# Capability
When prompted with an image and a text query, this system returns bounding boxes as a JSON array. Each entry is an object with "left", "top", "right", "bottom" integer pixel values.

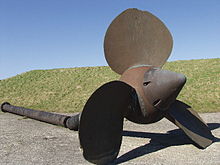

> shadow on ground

[{"left": 113, "top": 123, "right": 220, "bottom": 164}]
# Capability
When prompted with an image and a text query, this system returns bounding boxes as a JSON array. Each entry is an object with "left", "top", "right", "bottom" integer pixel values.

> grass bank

[{"left": 0, "top": 58, "right": 219, "bottom": 113}]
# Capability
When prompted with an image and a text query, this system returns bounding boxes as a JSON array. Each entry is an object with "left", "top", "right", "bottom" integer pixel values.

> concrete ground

[{"left": 0, "top": 112, "right": 219, "bottom": 165}]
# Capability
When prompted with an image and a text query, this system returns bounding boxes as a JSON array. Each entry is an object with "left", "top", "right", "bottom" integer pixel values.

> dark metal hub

[{"left": 143, "top": 68, "right": 186, "bottom": 111}]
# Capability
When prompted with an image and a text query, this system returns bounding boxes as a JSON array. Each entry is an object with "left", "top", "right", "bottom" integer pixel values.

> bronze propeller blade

[
  {"left": 104, "top": 8, "right": 173, "bottom": 75},
  {"left": 79, "top": 81, "right": 136, "bottom": 164},
  {"left": 165, "top": 100, "right": 214, "bottom": 149}
]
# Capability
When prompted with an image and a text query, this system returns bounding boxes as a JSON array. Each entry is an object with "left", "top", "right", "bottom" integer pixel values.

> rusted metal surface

[
  {"left": 143, "top": 68, "right": 186, "bottom": 110},
  {"left": 1, "top": 102, "right": 69, "bottom": 127},
  {"left": 120, "top": 66, "right": 187, "bottom": 124},
  {"left": 119, "top": 65, "right": 214, "bottom": 149},
  {"left": 66, "top": 113, "right": 80, "bottom": 131},
  {"left": 165, "top": 100, "right": 214, "bottom": 148},
  {"left": 1, "top": 102, "right": 80, "bottom": 130},
  {"left": 79, "top": 81, "right": 134, "bottom": 164},
  {"left": 120, "top": 66, "right": 165, "bottom": 124},
  {"left": 104, "top": 8, "right": 173, "bottom": 75}
]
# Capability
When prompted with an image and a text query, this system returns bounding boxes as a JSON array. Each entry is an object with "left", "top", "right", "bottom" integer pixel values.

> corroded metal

[
  {"left": 104, "top": 8, "right": 173, "bottom": 75},
  {"left": 79, "top": 81, "right": 135, "bottom": 164},
  {"left": 165, "top": 100, "right": 214, "bottom": 149},
  {"left": 119, "top": 66, "right": 187, "bottom": 124},
  {"left": 1, "top": 102, "right": 80, "bottom": 131},
  {"left": 120, "top": 66, "right": 164, "bottom": 124},
  {"left": 79, "top": 8, "right": 214, "bottom": 164},
  {"left": 142, "top": 68, "right": 186, "bottom": 110},
  {"left": 66, "top": 113, "right": 80, "bottom": 131}
]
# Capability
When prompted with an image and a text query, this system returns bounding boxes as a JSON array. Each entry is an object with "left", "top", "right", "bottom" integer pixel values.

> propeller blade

[
  {"left": 104, "top": 8, "right": 173, "bottom": 75},
  {"left": 79, "top": 81, "right": 135, "bottom": 164},
  {"left": 165, "top": 100, "right": 214, "bottom": 149}
]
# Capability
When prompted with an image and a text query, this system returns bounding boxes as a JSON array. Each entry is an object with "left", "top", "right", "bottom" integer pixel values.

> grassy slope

[{"left": 0, "top": 58, "right": 219, "bottom": 113}]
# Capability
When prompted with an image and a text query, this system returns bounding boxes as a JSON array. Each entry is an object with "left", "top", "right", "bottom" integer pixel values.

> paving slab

[{"left": 0, "top": 112, "right": 219, "bottom": 165}]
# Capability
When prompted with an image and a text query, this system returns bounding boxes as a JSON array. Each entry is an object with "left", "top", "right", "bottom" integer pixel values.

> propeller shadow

[{"left": 113, "top": 123, "right": 220, "bottom": 164}]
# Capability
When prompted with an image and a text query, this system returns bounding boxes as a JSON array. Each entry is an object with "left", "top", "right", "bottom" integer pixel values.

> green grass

[{"left": 0, "top": 58, "right": 219, "bottom": 113}]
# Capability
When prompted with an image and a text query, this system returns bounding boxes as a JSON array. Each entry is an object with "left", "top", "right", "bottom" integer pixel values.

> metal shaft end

[{"left": 1, "top": 102, "right": 11, "bottom": 112}]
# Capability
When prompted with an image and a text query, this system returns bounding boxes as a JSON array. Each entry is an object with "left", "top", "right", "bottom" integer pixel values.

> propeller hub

[
  {"left": 120, "top": 66, "right": 186, "bottom": 123},
  {"left": 120, "top": 66, "right": 164, "bottom": 123},
  {"left": 143, "top": 68, "right": 186, "bottom": 110}
]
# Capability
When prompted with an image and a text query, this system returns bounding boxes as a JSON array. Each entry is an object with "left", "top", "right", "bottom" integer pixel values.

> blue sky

[{"left": 0, "top": 0, "right": 219, "bottom": 79}]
